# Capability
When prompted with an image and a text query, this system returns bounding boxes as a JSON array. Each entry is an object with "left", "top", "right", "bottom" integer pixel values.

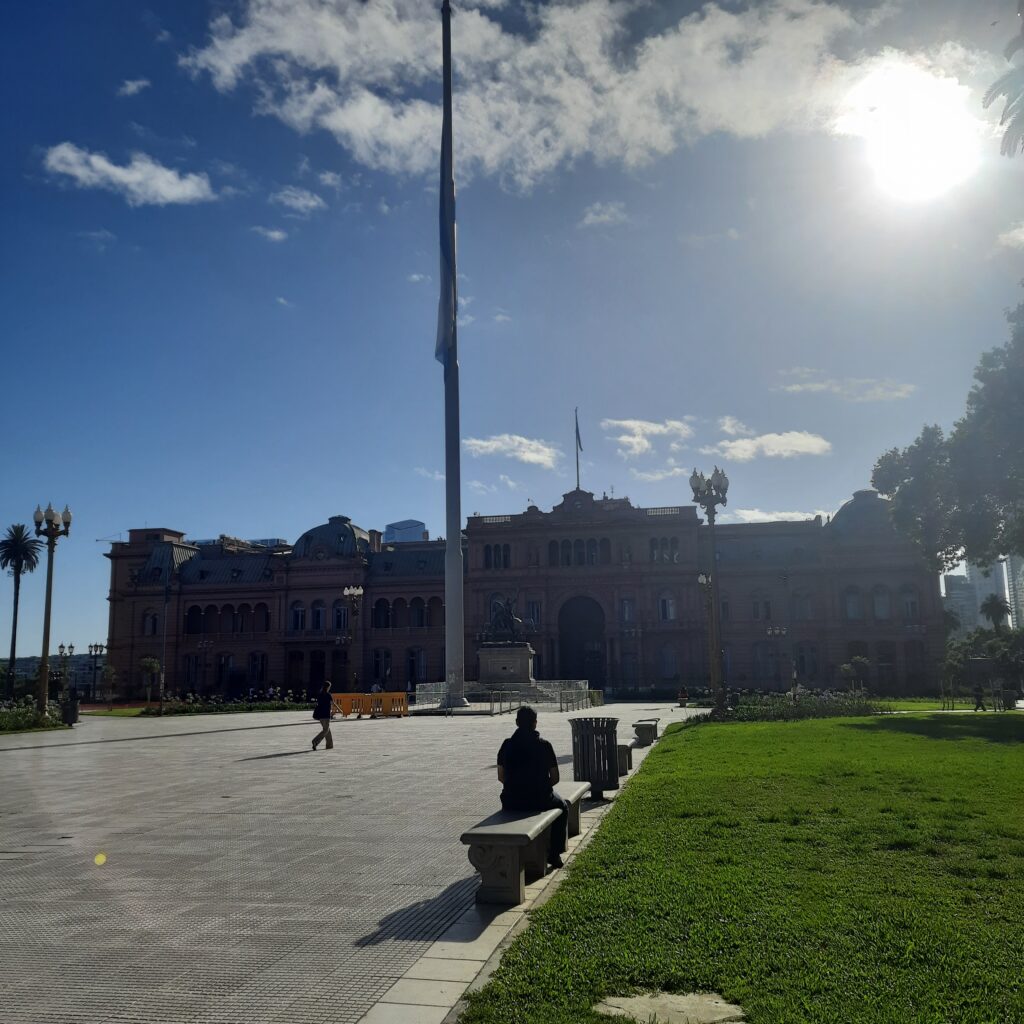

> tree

[
  {"left": 139, "top": 657, "right": 160, "bottom": 704},
  {"left": 984, "top": 1, "right": 1024, "bottom": 156},
  {"left": 0, "top": 524, "right": 44, "bottom": 699},
  {"left": 980, "top": 593, "right": 1011, "bottom": 632},
  {"left": 101, "top": 663, "right": 118, "bottom": 709},
  {"left": 850, "top": 656, "right": 872, "bottom": 692},
  {"left": 872, "top": 301, "right": 1024, "bottom": 569}
]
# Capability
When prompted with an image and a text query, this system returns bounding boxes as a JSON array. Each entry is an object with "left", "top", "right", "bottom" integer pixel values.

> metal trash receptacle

[{"left": 570, "top": 716, "right": 620, "bottom": 799}]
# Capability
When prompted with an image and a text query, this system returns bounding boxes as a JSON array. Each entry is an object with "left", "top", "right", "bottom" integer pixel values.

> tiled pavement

[{"left": 0, "top": 702, "right": 701, "bottom": 1023}]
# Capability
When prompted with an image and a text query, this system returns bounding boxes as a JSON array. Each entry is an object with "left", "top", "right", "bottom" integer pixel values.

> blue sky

[{"left": 2, "top": 0, "right": 1022, "bottom": 656}]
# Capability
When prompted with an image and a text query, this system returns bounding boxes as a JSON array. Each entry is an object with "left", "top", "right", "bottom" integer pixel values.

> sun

[{"left": 836, "top": 61, "right": 982, "bottom": 202}]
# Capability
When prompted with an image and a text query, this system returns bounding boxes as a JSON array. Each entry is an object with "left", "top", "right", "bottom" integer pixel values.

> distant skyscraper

[
  {"left": 384, "top": 519, "right": 428, "bottom": 544},
  {"left": 965, "top": 560, "right": 1007, "bottom": 620},
  {"left": 942, "top": 575, "right": 978, "bottom": 636},
  {"left": 1006, "top": 554, "right": 1024, "bottom": 630}
]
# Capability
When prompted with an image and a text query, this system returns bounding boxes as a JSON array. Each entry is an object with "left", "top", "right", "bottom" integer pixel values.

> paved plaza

[{"left": 0, "top": 702, "right": 699, "bottom": 1024}]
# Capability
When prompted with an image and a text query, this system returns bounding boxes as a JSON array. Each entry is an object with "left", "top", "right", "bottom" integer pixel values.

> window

[
  {"left": 844, "top": 588, "right": 863, "bottom": 620},
  {"left": 373, "top": 648, "right": 392, "bottom": 682},
  {"left": 573, "top": 539, "right": 585, "bottom": 566},
  {"left": 792, "top": 592, "right": 812, "bottom": 621},
  {"left": 586, "top": 539, "right": 598, "bottom": 565},
  {"left": 407, "top": 647, "right": 427, "bottom": 684},
  {"left": 141, "top": 610, "right": 158, "bottom": 636},
  {"left": 901, "top": 586, "right": 920, "bottom": 622},
  {"left": 290, "top": 602, "right": 306, "bottom": 631},
  {"left": 248, "top": 652, "right": 267, "bottom": 684},
  {"left": 183, "top": 654, "right": 200, "bottom": 686},
  {"left": 254, "top": 603, "right": 270, "bottom": 632},
  {"left": 311, "top": 601, "right": 325, "bottom": 631},
  {"left": 795, "top": 642, "right": 819, "bottom": 681},
  {"left": 561, "top": 539, "right": 572, "bottom": 566},
  {"left": 185, "top": 606, "right": 203, "bottom": 635},
  {"left": 372, "top": 599, "right": 391, "bottom": 629},
  {"left": 670, "top": 537, "right": 679, "bottom": 563},
  {"left": 599, "top": 538, "right": 611, "bottom": 564},
  {"left": 649, "top": 538, "right": 658, "bottom": 562},
  {"left": 621, "top": 598, "right": 636, "bottom": 623},
  {"left": 752, "top": 642, "right": 778, "bottom": 684},
  {"left": 410, "top": 597, "right": 426, "bottom": 628},
  {"left": 333, "top": 601, "right": 349, "bottom": 631},
  {"left": 872, "top": 587, "right": 891, "bottom": 620},
  {"left": 659, "top": 593, "right": 676, "bottom": 622},
  {"left": 484, "top": 545, "right": 493, "bottom": 569},
  {"left": 548, "top": 540, "right": 559, "bottom": 566},
  {"left": 526, "top": 600, "right": 542, "bottom": 628}
]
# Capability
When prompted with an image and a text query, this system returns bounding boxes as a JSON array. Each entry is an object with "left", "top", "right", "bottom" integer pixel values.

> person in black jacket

[
  {"left": 311, "top": 681, "right": 335, "bottom": 750},
  {"left": 497, "top": 706, "right": 569, "bottom": 869}
]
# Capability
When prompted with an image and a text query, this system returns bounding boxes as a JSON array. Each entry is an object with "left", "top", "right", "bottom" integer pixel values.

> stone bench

[
  {"left": 617, "top": 742, "right": 638, "bottom": 775},
  {"left": 460, "top": 782, "right": 591, "bottom": 905},
  {"left": 632, "top": 719, "right": 660, "bottom": 746}
]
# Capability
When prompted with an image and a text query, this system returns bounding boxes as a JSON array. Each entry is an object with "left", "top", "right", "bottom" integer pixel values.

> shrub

[
  {"left": 139, "top": 699, "right": 313, "bottom": 717},
  {"left": 0, "top": 697, "right": 66, "bottom": 732},
  {"left": 726, "top": 691, "right": 881, "bottom": 722}
]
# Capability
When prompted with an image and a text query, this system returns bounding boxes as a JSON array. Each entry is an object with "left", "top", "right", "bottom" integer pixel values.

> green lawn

[
  {"left": 878, "top": 697, "right": 977, "bottom": 712},
  {"left": 81, "top": 707, "right": 145, "bottom": 717},
  {"left": 462, "top": 715, "right": 1024, "bottom": 1024}
]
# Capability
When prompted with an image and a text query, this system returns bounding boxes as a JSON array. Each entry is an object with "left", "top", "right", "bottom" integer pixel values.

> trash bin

[
  {"left": 570, "top": 716, "right": 620, "bottom": 799},
  {"left": 60, "top": 695, "right": 79, "bottom": 727}
]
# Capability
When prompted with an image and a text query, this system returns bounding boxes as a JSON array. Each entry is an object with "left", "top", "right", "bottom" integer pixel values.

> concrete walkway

[{"left": 0, "top": 701, "right": 700, "bottom": 1024}]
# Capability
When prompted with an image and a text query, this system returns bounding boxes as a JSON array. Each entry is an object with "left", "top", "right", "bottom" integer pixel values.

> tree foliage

[
  {"left": 872, "top": 301, "right": 1024, "bottom": 569},
  {"left": 1, "top": 524, "right": 44, "bottom": 698},
  {"left": 984, "top": 1, "right": 1024, "bottom": 155}
]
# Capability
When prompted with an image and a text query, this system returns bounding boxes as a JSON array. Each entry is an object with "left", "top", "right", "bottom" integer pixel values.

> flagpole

[
  {"left": 439, "top": 0, "right": 467, "bottom": 707},
  {"left": 575, "top": 409, "right": 580, "bottom": 490}
]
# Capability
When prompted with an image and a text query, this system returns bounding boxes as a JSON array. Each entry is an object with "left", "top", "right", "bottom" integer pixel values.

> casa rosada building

[{"left": 105, "top": 488, "right": 943, "bottom": 697}]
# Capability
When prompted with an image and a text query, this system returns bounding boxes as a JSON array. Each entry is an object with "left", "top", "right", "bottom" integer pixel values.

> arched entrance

[{"left": 558, "top": 597, "right": 606, "bottom": 686}]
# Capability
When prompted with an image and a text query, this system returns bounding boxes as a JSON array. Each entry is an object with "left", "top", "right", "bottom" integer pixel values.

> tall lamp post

[
  {"left": 57, "top": 642, "right": 75, "bottom": 694},
  {"left": 89, "top": 643, "right": 105, "bottom": 703},
  {"left": 197, "top": 639, "right": 214, "bottom": 694},
  {"left": 765, "top": 625, "right": 790, "bottom": 691},
  {"left": 34, "top": 503, "right": 72, "bottom": 714},
  {"left": 342, "top": 585, "right": 364, "bottom": 690},
  {"left": 691, "top": 468, "right": 728, "bottom": 712}
]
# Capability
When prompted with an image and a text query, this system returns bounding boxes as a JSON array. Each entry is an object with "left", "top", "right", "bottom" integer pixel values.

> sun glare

[{"left": 836, "top": 61, "right": 982, "bottom": 203}]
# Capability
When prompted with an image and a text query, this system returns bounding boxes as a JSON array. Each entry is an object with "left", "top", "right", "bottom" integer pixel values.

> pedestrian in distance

[
  {"left": 973, "top": 683, "right": 986, "bottom": 712},
  {"left": 311, "top": 680, "right": 335, "bottom": 750},
  {"left": 496, "top": 705, "right": 569, "bottom": 870}
]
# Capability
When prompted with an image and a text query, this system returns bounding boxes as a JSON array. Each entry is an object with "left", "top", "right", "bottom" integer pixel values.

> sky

[{"left": 2, "top": 0, "right": 1022, "bottom": 657}]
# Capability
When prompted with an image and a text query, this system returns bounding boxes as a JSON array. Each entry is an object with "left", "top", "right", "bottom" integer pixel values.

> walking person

[
  {"left": 972, "top": 683, "right": 986, "bottom": 712},
  {"left": 496, "top": 706, "right": 569, "bottom": 869},
  {"left": 311, "top": 680, "right": 335, "bottom": 750}
]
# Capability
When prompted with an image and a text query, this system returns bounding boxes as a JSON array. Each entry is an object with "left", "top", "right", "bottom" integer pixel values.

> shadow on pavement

[
  {"left": 355, "top": 877, "right": 479, "bottom": 946},
  {"left": 236, "top": 750, "right": 313, "bottom": 761},
  {"left": 841, "top": 714, "right": 1023, "bottom": 744}
]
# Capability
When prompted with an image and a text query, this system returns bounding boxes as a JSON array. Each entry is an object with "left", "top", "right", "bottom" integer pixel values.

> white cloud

[
  {"left": 463, "top": 434, "right": 562, "bottom": 470},
  {"left": 718, "top": 416, "right": 754, "bottom": 437},
  {"left": 499, "top": 474, "right": 518, "bottom": 489},
  {"left": 493, "top": 307, "right": 512, "bottom": 323},
  {"left": 600, "top": 418, "right": 694, "bottom": 458},
  {"left": 275, "top": 296, "right": 292, "bottom": 307},
  {"left": 407, "top": 272, "right": 429, "bottom": 283},
  {"left": 415, "top": 467, "right": 445, "bottom": 482},
  {"left": 319, "top": 170, "right": 343, "bottom": 188},
  {"left": 579, "top": 201, "right": 628, "bottom": 228},
  {"left": 699, "top": 431, "right": 832, "bottom": 462},
  {"left": 681, "top": 227, "right": 741, "bottom": 248},
  {"left": 43, "top": 143, "right": 216, "bottom": 206},
  {"left": 997, "top": 223, "right": 1024, "bottom": 249},
  {"left": 630, "top": 466, "right": 688, "bottom": 483},
  {"left": 469, "top": 479, "right": 498, "bottom": 495},
  {"left": 180, "top": 0, "right": 941, "bottom": 191},
  {"left": 727, "top": 507, "right": 830, "bottom": 524},
  {"left": 251, "top": 225, "right": 288, "bottom": 242},
  {"left": 117, "top": 78, "right": 151, "bottom": 97},
  {"left": 776, "top": 367, "right": 916, "bottom": 402},
  {"left": 269, "top": 185, "right": 326, "bottom": 214},
  {"left": 77, "top": 229, "right": 116, "bottom": 252}
]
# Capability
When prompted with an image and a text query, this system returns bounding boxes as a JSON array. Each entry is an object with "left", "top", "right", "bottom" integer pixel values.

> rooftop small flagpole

[
  {"left": 436, "top": 0, "right": 467, "bottom": 708},
  {"left": 574, "top": 407, "right": 582, "bottom": 491}
]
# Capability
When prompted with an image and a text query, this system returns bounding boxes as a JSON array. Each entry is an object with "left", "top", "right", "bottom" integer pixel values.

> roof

[
  {"left": 367, "top": 544, "right": 447, "bottom": 579},
  {"left": 291, "top": 515, "right": 369, "bottom": 561},
  {"left": 178, "top": 552, "right": 276, "bottom": 586}
]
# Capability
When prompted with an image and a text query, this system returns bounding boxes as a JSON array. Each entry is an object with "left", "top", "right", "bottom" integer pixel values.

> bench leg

[
  {"left": 523, "top": 832, "right": 548, "bottom": 881},
  {"left": 468, "top": 844, "right": 525, "bottom": 905},
  {"left": 566, "top": 799, "right": 582, "bottom": 838},
  {"left": 616, "top": 745, "right": 629, "bottom": 777}
]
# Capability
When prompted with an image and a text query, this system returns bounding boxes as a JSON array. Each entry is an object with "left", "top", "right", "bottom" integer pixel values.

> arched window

[
  {"left": 872, "top": 586, "right": 891, "bottom": 620},
  {"left": 237, "top": 604, "right": 252, "bottom": 634},
  {"left": 795, "top": 642, "right": 819, "bottom": 681},
  {"left": 649, "top": 538, "right": 658, "bottom": 562},
  {"left": 660, "top": 537, "right": 669, "bottom": 562},
  {"left": 392, "top": 598, "right": 408, "bottom": 629},
  {"left": 561, "top": 540, "right": 572, "bottom": 566},
  {"left": 900, "top": 585, "right": 920, "bottom": 622},
  {"left": 659, "top": 643, "right": 678, "bottom": 679},
  {"left": 220, "top": 605, "right": 235, "bottom": 635},
  {"left": 311, "top": 600, "right": 326, "bottom": 631},
  {"left": 599, "top": 538, "right": 611, "bottom": 565},
  {"left": 372, "top": 599, "right": 391, "bottom": 629},
  {"left": 573, "top": 539, "right": 585, "bottom": 566},
  {"left": 843, "top": 588, "right": 863, "bottom": 621},
  {"left": 484, "top": 545, "right": 493, "bottom": 569},
  {"left": 410, "top": 597, "right": 426, "bottom": 628},
  {"left": 254, "top": 603, "right": 270, "bottom": 632},
  {"left": 427, "top": 596, "right": 444, "bottom": 628},
  {"left": 659, "top": 592, "right": 677, "bottom": 622},
  {"left": 670, "top": 537, "right": 679, "bottom": 563},
  {"left": 586, "top": 539, "right": 598, "bottom": 565},
  {"left": 548, "top": 540, "right": 559, "bottom": 566},
  {"left": 502, "top": 544, "right": 511, "bottom": 569},
  {"left": 290, "top": 602, "right": 306, "bottom": 632},
  {"left": 333, "top": 600, "right": 349, "bottom": 631},
  {"left": 185, "top": 605, "right": 203, "bottom": 635},
  {"left": 204, "top": 605, "right": 218, "bottom": 635},
  {"left": 141, "top": 609, "right": 158, "bottom": 636}
]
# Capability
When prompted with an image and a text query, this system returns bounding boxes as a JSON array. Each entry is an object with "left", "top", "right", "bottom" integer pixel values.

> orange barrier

[{"left": 331, "top": 692, "right": 408, "bottom": 718}]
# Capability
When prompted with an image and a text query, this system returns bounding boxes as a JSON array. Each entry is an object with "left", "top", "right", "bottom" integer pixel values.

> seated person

[{"left": 497, "top": 706, "right": 569, "bottom": 869}]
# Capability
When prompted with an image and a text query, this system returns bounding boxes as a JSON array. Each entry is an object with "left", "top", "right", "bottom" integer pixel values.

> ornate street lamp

[
  {"left": 89, "top": 643, "right": 105, "bottom": 703},
  {"left": 342, "top": 586, "right": 364, "bottom": 690},
  {"left": 33, "top": 503, "right": 72, "bottom": 714},
  {"left": 691, "top": 469, "right": 728, "bottom": 711}
]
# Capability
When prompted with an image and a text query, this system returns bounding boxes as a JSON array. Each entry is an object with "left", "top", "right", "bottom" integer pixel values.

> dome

[
  {"left": 291, "top": 515, "right": 368, "bottom": 561},
  {"left": 828, "top": 489, "right": 894, "bottom": 537}
]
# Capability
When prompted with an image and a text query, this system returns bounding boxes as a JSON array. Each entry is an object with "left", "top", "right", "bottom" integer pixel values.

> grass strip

[{"left": 461, "top": 714, "right": 1024, "bottom": 1024}]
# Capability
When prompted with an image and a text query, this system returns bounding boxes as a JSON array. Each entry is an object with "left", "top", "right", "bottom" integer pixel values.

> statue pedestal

[{"left": 478, "top": 642, "right": 536, "bottom": 687}]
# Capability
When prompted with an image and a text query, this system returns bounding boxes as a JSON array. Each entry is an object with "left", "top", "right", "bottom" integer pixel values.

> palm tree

[
  {"left": 0, "top": 524, "right": 44, "bottom": 699},
  {"left": 984, "top": 2, "right": 1024, "bottom": 155},
  {"left": 980, "top": 593, "right": 1012, "bottom": 632}
]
